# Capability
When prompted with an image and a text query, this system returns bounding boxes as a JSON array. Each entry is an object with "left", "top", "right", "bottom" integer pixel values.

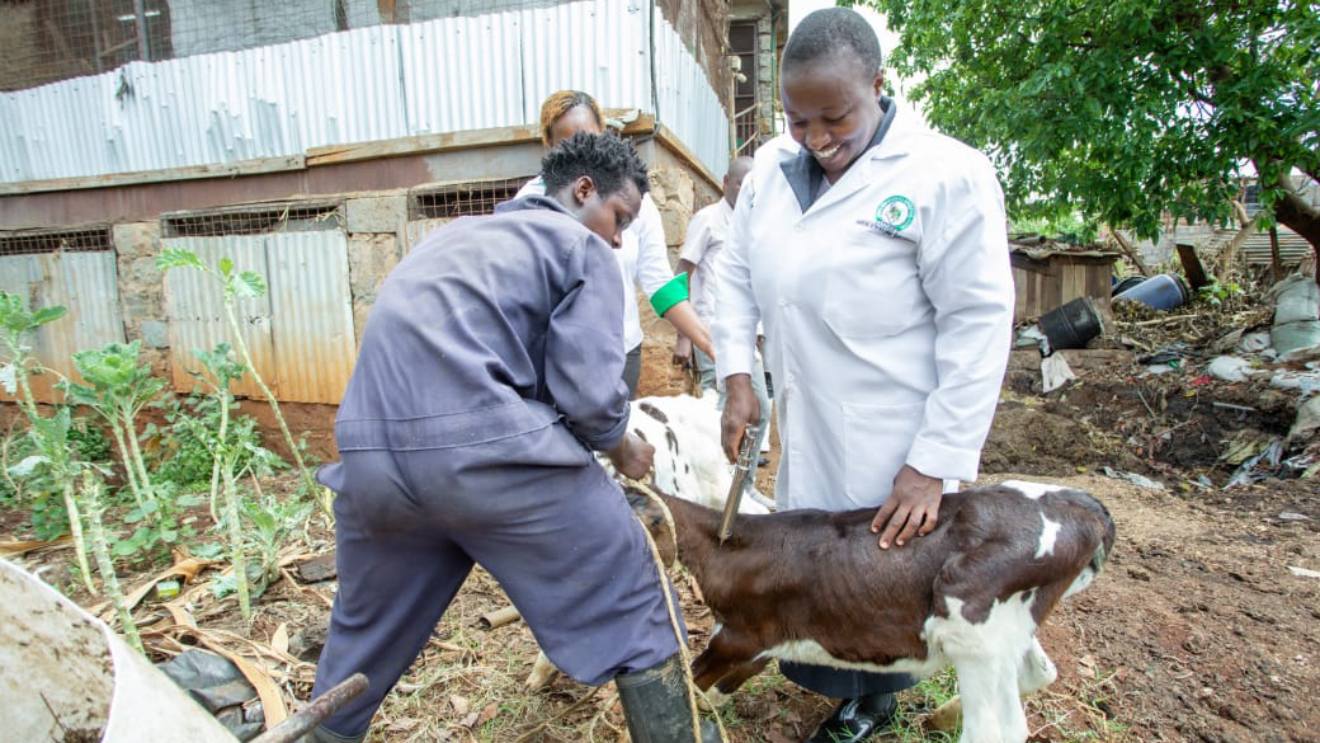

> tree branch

[{"left": 1268, "top": 168, "right": 1320, "bottom": 254}]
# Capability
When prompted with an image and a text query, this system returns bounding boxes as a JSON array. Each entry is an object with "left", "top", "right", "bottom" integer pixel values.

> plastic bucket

[
  {"left": 1114, "top": 273, "right": 1189, "bottom": 310},
  {"left": 1038, "top": 296, "right": 1105, "bottom": 351},
  {"left": 0, "top": 559, "right": 235, "bottom": 743},
  {"left": 1112, "top": 276, "right": 1146, "bottom": 296}
]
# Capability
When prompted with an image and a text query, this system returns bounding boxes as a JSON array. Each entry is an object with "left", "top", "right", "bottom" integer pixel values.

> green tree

[{"left": 851, "top": 0, "right": 1319, "bottom": 263}]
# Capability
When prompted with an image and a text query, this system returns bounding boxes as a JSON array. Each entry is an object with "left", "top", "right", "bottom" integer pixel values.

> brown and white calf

[
  {"left": 601, "top": 395, "right": 772, "bottom": 514},
  {"left": 625, "top": 479, "right": 1115, "bottom": 743}
]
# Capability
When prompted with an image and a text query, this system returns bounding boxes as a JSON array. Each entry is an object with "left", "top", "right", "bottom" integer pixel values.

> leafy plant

[
  {"left": 156, "top": 250, "right": 321, "bottom": 501},
  {"left": 0, "top": 292, "right": 95, "bottom": 592},
  {"left": 187, "top": 342, "right": 284, "bottom": 620},
  {"left": 60, "top": 341, "right": 195, "bottom": 563},
  {"left": 1197, "top": 280, "right": 1246, "bottom": 308},
  {"left": 242, "top": 491, "right": 311, "bottom": 597},
  {"left": 81, "top": 470, "right": 143, "bottom": 652}
]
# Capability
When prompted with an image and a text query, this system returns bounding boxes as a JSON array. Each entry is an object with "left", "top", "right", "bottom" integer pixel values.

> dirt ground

[{"left": 5, "top": 298, "right": 1319, "bottom": 742}]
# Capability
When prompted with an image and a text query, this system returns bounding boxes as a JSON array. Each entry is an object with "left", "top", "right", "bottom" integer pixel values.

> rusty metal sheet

[
  {"left": 265, "top": 231, "right": 356, "bottom": 404},
  {"left": 161, "top": 236, "right": 277, "bottom": 400},
  {"left": 161, "top": 231, "right": 355, "bottom": 405},
  {"left": 0, "top": 251, "right": 125, "bottom": 403}
]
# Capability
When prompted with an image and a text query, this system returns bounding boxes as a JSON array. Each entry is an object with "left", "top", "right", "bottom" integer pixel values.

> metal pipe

[{"left": 248, "top": 673, "right": 369, "bottom": 743}]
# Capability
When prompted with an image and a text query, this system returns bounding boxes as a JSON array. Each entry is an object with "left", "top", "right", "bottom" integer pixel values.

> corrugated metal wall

[
  {"left": 0, "top": 0, "right": 729, "bottom": 184},
  {"left": 0, "top": 251, "right": 125, "bottom": 403},
  {"left": 162, "top": 231, "right": 355, "bottom": 404}
]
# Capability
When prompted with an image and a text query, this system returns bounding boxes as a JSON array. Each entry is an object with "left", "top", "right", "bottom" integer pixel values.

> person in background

[
  {"left": 672, "top": 156, "right": 772, "bottom": 478},
  {"left": 305, "top": 133, "right": 720, "bottom": 743},
  {"left": 713, "top": 9, "right": 1015, "bottom": 742},
  {"left": 518, "top": 90, "right": 715, "bottom": 397}
]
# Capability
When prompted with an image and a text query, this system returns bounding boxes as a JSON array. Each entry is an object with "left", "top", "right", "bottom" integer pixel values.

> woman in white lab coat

[
  {"left": 517, "top": 90, "right": 714, "bottom": 396},
  {"left": 713, "top": 9, "right": 1015, "bottom": 742}
]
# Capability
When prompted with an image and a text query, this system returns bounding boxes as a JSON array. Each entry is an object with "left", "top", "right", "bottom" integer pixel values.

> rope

[{"left": 622, "top": 476, "right": 729, "bottom": 743}]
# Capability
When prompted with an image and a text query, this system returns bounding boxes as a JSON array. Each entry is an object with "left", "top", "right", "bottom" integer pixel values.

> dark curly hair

[
  {"left": 782, "top": 7, "right": 883, "bottom": 77},
  {"left": 541, "top": 132, "right": 650, "bottom": 200}
]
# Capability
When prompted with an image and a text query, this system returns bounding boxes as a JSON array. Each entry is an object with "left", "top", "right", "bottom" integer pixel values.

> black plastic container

[{"left": 1038, "top": 296, "right": 1104, "bottom": 351}]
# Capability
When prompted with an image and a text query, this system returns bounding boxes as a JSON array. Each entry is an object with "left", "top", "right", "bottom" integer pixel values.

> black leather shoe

[{"left": 803, "top": 693, "right": 898, "bottom": 743}]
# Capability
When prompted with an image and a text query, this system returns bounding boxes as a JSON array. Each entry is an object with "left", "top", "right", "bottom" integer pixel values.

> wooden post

[
  {"left": 87, "top": 0, "right": 104, "bottom": 73},
  {"left": 1176, "top": 243, "right": 1210, "bottom": 290},
  {"left": 1109, "top": 229, "right": 1151, "bottom": 277},
  {"left": 132, "top": 0, "right": 149, "bottom": 61},
  {"left": 1269, "top": 226, "right": 1283, "bottom": 282}
]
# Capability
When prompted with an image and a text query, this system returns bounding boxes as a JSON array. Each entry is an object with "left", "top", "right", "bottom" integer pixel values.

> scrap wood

[
  {"left": 0, "top": 535, "right": 70, "bottom": 557},
  {"left": 280, "top": 567, "right": 334, "bottom": 609},
  {"left": 271, "top": 622, "right": 290, "bottom": 656},
  {"left": 479, "top": 605, "right": 522, "bottom": 629}
]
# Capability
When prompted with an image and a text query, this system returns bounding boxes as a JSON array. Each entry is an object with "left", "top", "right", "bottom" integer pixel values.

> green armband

[{"left": 649, "top": 273, "right": 690, "bottom": 317}]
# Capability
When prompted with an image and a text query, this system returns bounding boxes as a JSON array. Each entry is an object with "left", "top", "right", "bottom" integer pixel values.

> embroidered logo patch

[{"left": 875, "top": 195, "right": 915, "bottom": 232}]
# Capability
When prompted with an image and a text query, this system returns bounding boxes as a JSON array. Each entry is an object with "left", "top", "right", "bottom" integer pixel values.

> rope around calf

[{"left": 622, "top": 475, "right": 730, "bottom": 743}]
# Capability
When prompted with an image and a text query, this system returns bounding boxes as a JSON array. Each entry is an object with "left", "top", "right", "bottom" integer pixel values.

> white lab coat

[
  {"left": 713, "top": 110, "right": 1014, "bottom": 512},
  {"left": 517, "top": 177, "right": 673, "bottom": 352}
]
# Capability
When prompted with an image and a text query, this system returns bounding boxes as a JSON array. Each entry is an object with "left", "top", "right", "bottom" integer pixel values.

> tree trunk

[{"left": 1267, "top": 171, "right": 1320, "bottom": 285}]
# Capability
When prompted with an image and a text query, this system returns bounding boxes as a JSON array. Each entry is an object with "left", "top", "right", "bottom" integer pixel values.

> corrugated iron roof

[{"left": 0, "top": 0, "right": 729, "bottom": 185}]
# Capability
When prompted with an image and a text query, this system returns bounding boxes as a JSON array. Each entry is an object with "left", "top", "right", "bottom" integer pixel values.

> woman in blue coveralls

[{"left": 304, "top": 133, "right": 721, "bottom": 743}]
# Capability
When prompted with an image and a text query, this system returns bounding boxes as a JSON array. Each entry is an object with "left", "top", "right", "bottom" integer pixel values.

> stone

[
  {"left": 658, "top": 203, "right": 693, "bottom": 248},
  {"left": 111, "top": 222, "right": 160, "bottom": 260},
  {"left": 347, "top": 234, "right": 401, "bottom": 298},
  {"left": 345, "top": 194, "right": 407, "bottom": 234},
  {"left": 139, "top": 320, "right": 169, "bottom": 349}
]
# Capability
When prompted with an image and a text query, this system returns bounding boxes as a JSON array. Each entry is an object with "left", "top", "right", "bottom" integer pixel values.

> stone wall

[
  {"left": 344, "top": 193, "right": 407, "bottom": 347},
  {"left": 111, "top": 222, "right": 171, "bottom": 380}
]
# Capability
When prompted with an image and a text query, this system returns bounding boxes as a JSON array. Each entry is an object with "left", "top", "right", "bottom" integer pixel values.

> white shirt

[
  {"left": 678, "top": 198, "right": 734, "bottom": 325},
  {"left": 516, "top": 177, "right": 673, "bottom": 351},
  {"left": 712, "top": 110, "right": 1015, "bottom": 512}
]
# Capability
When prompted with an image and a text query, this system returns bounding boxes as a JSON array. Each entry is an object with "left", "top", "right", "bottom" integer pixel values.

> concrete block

[
  {"left": 139, "top": 320, "right": 170, "bottom": 349},
  {"left": 346, "top": 195, "right": 407, "bottom": 234},
  {"left": 659, "top": 203, "right": 693, "bottom": 249},
  {"left": 347, "top": 234, "right": 401, "bottom": 297},
  {"left": 111, "top": 222, "right": 160, "bottom": 260}
]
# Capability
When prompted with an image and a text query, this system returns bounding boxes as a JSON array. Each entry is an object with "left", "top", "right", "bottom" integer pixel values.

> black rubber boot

[
  {"left": 803, "top": 692, "right": 898, "bottom": 743},
  {"left": 298, "top": 725, "right": 366, "bottom": 743},
  {"left": 616, "top": 654, "right": 723, "bottom": 743}
]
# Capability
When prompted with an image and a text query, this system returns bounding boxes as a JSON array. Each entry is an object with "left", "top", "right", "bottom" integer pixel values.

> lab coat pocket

[{"left": 841, "top": 400, "right": 925, "bottom": 508}]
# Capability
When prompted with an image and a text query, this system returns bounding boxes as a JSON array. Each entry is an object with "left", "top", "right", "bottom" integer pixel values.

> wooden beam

[
  {"left": 0, "top": 155, "right": 306, "bottom": 196},
  {"left": 305, "top": 125, "right": 544, "bottom": 167},
  {"left": 653, "top": 123, "right": 721, "bottom": 191},
  {"left": 1109, "top": 229, "right": 1151, "bottom": 276},
  {"left": 305, "top": 115, "right": 659, "bottom": 168},
  {"left": 1269, "top": 226, "right": 1283, "bottom": 282}
]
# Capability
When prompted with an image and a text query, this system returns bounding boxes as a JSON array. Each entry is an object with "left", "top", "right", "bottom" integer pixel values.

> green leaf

[
  {"left": 231, "top": 271, "right": 267, "bottom": 299},
  {"left": 30, "top": 306, "right": 67, "bottom": 327},
  {"left": 218, "top": 257, "right": 234, "bottom": 278},
  {"left": 192, "top": 542, "right": 223, "bottom": 559},
  {"left": 156, "top": 248, "right": 207, "bottom": 273}
]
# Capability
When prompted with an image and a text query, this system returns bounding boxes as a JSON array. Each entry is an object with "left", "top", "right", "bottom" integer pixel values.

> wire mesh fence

[
  {"left": 411, "top": 178, "right": 531, "bottom": 220},
  {"left": 0, "top": 226, "right": 113, "bottom": 256},
  {"left": 161, "top": 202, "right": 343, "bottom": 238},
  {"left": 0, "top": 0, "right": 541, "bottom": 93}
]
